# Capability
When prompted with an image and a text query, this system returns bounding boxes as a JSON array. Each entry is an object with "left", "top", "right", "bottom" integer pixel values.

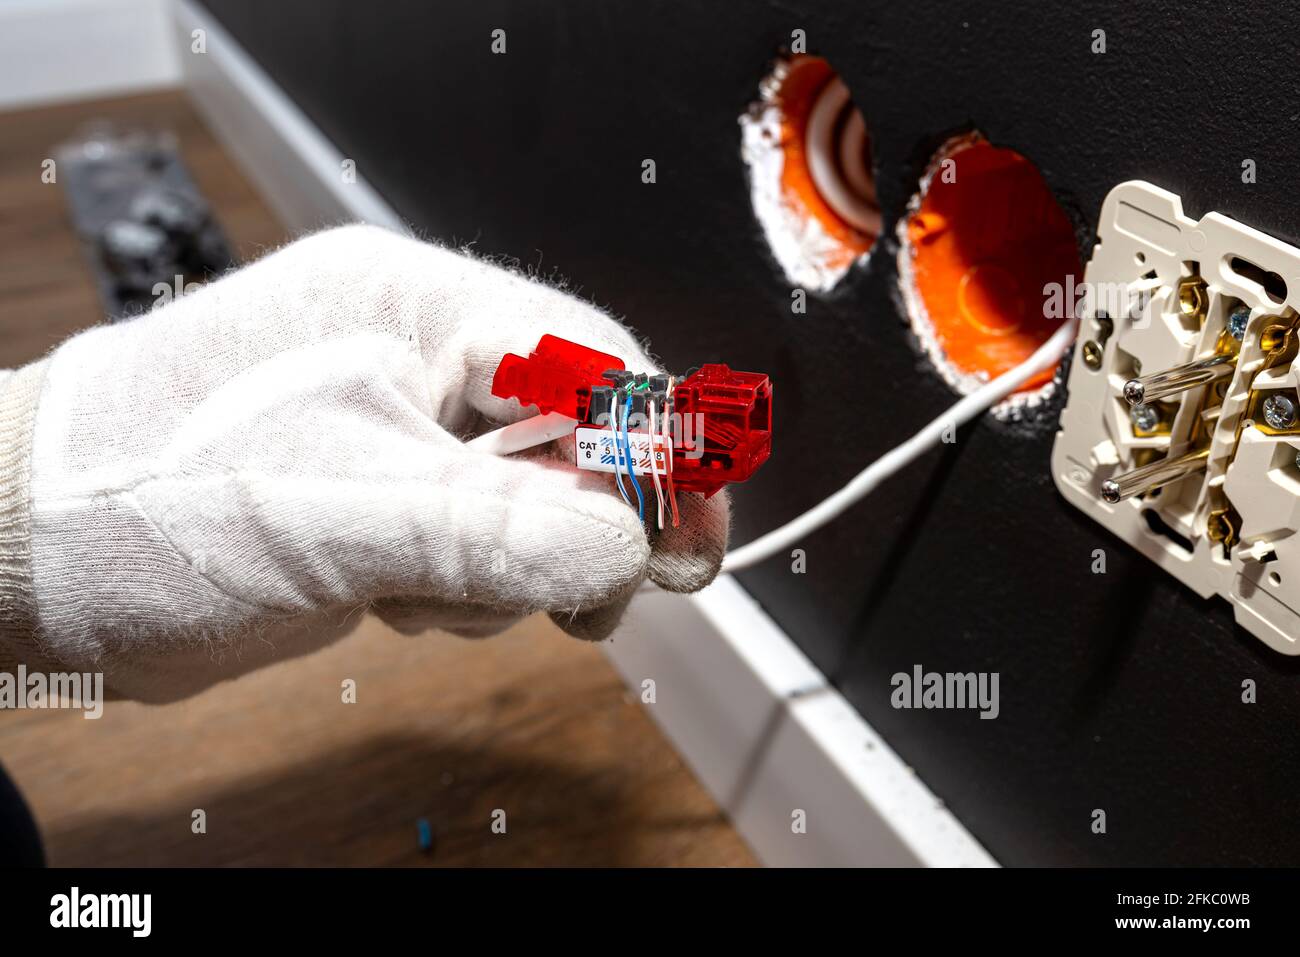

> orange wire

[
  {"left": 665, "top": 468, "right": 681, "bottom": 528},
  {"left": 663, "top": 404, "right": 681, "bottom": 528}
]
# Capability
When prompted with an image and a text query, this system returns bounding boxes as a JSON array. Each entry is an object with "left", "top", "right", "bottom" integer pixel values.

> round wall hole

[
  {"left": 741, "top": 54, "right": 880, "bottom": 292},
  {"left": 897, "top": 133, "right": 1082, "bottom": 415}
]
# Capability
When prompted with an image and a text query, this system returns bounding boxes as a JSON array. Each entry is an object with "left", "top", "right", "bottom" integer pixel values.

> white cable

[
  {"left": 466, "top": 410, "right": 577, "bottom": 455},
  {"left": 720, "top": 317, "right": 1079, "bottom": 574}
]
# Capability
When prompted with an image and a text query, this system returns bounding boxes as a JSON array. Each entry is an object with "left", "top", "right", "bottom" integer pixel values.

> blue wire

[
  {"left": 610, "top": 398, "right": 632, "bottom": 507},
  {"left": 621, "top": 393, "right": 645, "bottom": 523}
]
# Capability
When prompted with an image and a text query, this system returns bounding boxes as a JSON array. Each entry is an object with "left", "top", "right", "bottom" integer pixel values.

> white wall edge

[
  {"left": 166, "top": 0, "right": 997, "bottom": 867},
  {"left": 0, "top": 0, "right": 181, "bottom": 112}
]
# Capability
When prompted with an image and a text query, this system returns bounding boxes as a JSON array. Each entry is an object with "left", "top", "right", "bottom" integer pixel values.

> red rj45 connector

[
  {"left": 668, "top": 364, "right": 772, "bottom": 497},
  {"left": 490, "top": 334, "right": 625, "bottom": 420},
  {"left": 488, "top": 335, "right": 772, "bottom": 502}
]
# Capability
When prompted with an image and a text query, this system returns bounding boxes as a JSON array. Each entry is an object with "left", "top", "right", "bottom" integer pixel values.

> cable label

[{"left": 574, "top": 427, "right": 670, "bottom": 476}]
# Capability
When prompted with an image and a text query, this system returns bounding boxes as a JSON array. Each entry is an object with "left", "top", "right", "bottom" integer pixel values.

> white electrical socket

[{"left": 1052, "top": 180, "right": 1300, "bottom": 655}]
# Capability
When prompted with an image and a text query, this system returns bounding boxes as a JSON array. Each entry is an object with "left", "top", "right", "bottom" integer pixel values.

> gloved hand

[{"left": 0, "top": 225, "right": 728, "bottom": 702}]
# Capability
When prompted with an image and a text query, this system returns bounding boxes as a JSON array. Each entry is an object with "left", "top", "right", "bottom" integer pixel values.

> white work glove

[{"left": 0, "top": 225, "right": 728, "bottom": 702}]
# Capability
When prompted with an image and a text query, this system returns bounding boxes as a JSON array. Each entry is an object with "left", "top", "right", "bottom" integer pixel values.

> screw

[
  {"left": 1082, "top": 340, "right": 1103, "bottom": 370},
  {"left": 1263, "top": 393, "right": 1298, "bottom": 430},
  {"left": 1130, "top": 403, "right": 1159, "bottom": 432},
  {"left": 1228, "top": 305, "right": 1250, "bottom": 340}
]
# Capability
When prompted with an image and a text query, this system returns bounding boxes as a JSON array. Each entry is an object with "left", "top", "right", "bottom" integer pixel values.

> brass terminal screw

[{"left": 1082, "top": 340, "right": 1103, "bottom": 370}]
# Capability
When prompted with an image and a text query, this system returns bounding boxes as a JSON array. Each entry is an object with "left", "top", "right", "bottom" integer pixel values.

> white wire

[
  {"left": 610, "top": 396, "right": 632, "bottom": 506},
  {"left": 647, "top": 399, "right": 666, "bottom": 530},
  {"left": 663, "top": 400, "right": 675, "bottom": 472},
  {"left": 465, "top": 410, "right": 577, "bottom": 455},
  {"left": 719, "top": 317, "right": 1079, "bottom": 574}
]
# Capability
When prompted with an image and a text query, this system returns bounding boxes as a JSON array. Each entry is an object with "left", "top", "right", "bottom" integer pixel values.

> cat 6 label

[{"left": 574, "top": 427, "right": 669, "bottom": 476}]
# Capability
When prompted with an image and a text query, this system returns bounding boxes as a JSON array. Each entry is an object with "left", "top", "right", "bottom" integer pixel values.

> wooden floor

[{"left": 0, "top": 91, "right": 755, "bottom": 867}]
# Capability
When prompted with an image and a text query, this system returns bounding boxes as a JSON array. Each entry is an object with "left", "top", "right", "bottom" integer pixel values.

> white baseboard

[
  {"left": 0, "top": 0, "right": 181, "bottom": 112},
  {"left": 168, "top": 0, "right": 996, "bottom": 867},
  {"left": 610, "top": 578, "right": 994, "bottom": 866}
]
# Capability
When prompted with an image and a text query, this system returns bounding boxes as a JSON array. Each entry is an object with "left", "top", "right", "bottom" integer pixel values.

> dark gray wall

[{"left": 199, "top": 0, "right": 1300, "bottom": 865}]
